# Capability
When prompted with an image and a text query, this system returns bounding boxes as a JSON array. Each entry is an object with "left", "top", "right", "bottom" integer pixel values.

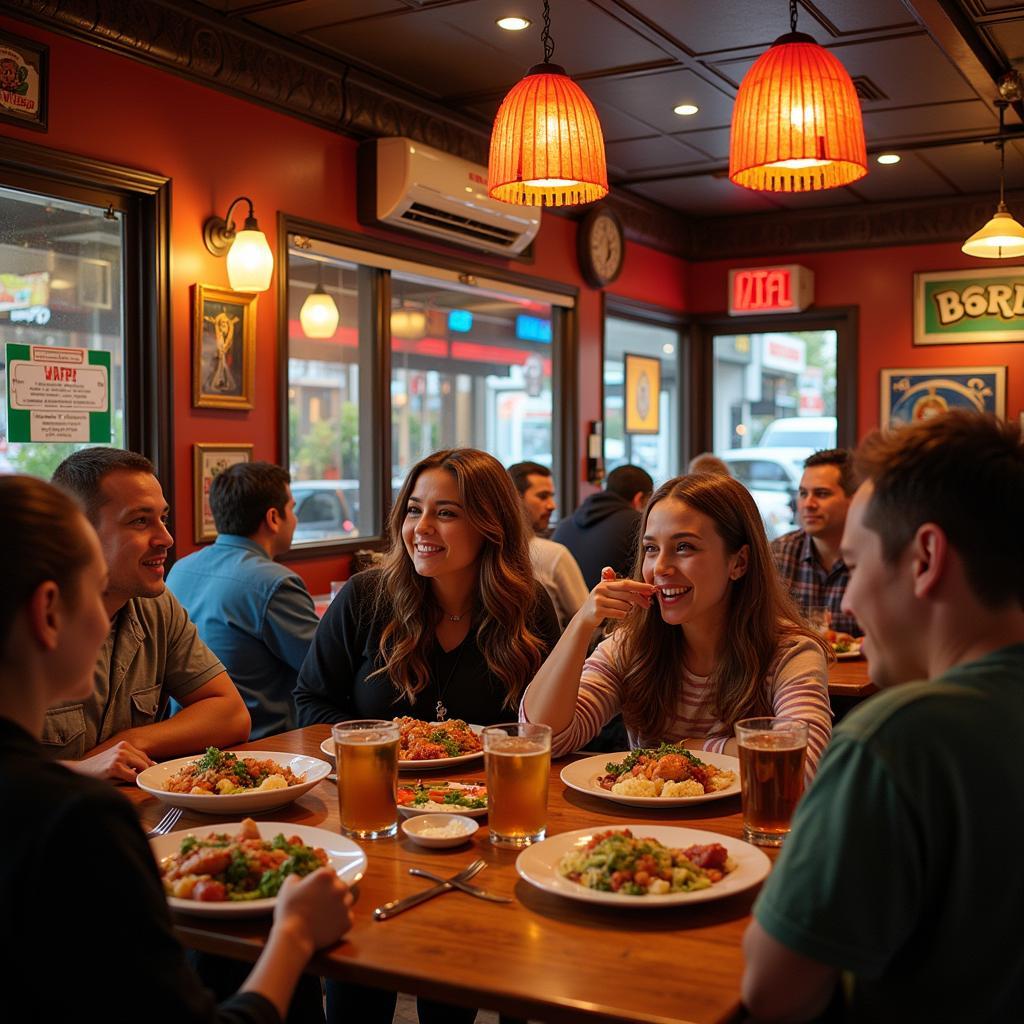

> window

[{"left": 284, "top": 228, "right": 572, "bottom": 549}]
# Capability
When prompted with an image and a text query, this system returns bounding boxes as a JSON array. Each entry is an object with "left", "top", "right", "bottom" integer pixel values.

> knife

[
  {"left": 407, "top": 867, "right": 512, "bottom": 903},
  {"left": 373, "top": 858, "right": 487, "bottom": 920}
]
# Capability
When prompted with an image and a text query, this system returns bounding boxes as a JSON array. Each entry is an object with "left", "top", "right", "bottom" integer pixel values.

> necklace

[
  {"left": 432, "top": 641, "right": 465, "bottom": 722},
  {"left": 442, "top": 608, "right": 470, "bottom": 623}
]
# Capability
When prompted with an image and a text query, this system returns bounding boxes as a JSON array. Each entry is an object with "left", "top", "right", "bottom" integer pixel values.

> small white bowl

[{"left": 401, "top": 813, "right": 478, "bottom": 848}]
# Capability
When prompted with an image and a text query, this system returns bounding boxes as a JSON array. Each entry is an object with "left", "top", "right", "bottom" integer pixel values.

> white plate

[
  {"left": 320, "top": 725, "right": 485, "bottom": 771},
  {"left": 151, "top": 821, "right": 367, "bottom": 918},
  {"left": 401, "top": 813, "right": 479, "bottom": 848},
  {"left": 516, "top": 825, "right": 770, "bottom": 908},
  {"left": 834, "top": 642, "right": 863, "bottom": 660},
  {"left": 397, "top": 780, "right": 488, "bottom": 818},
  {"left": 137, "top": 751, "right": 332, "bottom": 813},
  {"left": 559, "top": 750, "right": 741, "bottom": 808}
]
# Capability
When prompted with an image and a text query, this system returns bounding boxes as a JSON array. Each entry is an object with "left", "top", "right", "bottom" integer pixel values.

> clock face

[{"left": 579, "top": 208, "right": 624, "bottom": 288}]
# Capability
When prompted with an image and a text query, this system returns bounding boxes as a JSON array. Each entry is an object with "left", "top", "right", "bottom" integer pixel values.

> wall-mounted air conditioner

[{"left": 358, "top": 137, "right": 541, "bottom": 257}]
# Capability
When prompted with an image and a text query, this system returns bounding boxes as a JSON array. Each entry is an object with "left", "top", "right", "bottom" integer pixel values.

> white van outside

[{"left": 758, "top": 416, "right": 836, "bottom": 450}]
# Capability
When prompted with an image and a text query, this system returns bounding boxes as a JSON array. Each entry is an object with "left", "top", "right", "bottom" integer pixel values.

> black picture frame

[{"left": 0, "top": 30, "right": 48, "bottom": 133}]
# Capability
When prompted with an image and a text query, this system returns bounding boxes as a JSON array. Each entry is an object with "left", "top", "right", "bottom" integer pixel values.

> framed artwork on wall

[
  {"left": 913, "top": 268, "right": 1024, "bottom": 345},
  {"left": 624, "top": 352, "right": 660, "bottom": 434},
  {"left": 193, "top": 442, "right": 253, "bottom": 543},
  {"left": 0, "top": 31, "right": 48, "bottom": 132},
  {"left": 192, "top": 283, "right": 256, "bottom": 409},
  {"left": 879, "top": 366, "right": 1006, "bottom": 429}
]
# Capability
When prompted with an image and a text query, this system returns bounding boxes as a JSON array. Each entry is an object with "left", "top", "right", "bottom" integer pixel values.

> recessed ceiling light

[
  {"left": 877, "top": 153, "right": 901, "bottom": 165},
  {"left": 674, "top": 103, "right": 699, "bottom": 116},
  {"left": 497, "top": 17, "right": 531, "bottom": 31}
]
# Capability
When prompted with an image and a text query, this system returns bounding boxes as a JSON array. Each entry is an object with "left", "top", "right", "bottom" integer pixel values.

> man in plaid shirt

[{"left": 771, "top": 449, "right": 862, "bottom": 637}]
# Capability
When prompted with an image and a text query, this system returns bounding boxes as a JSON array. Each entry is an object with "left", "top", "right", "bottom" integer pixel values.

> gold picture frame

[
  {"left": 193, "top": 443, "right": 253, "bottom": 543},
  {"left": 624, "top": 353, "right": 661, "bottom": 434},
  {"left": 192, "top": 283, "right": 256, "bottom": 409}
]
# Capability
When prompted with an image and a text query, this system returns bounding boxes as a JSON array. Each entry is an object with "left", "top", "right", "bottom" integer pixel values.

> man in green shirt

[{"left": 742, "top": 411, "right": 1024, "bottom": 1022}]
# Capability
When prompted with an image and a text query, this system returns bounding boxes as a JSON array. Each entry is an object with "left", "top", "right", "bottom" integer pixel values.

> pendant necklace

[{"left": 433, "top": 641, "right": 466, "bottom": 722}]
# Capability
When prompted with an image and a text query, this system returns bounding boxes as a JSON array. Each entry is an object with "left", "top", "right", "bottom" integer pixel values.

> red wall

[
  {"left": 688, "top": 243, "right": 1024, "bottom": 439},
  {"left": 0, "top": 15, "right": 686, "bottom": 592}
]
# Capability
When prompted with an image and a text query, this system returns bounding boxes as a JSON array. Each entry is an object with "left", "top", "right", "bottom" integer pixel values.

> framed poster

[
  {"left": 193, "top": 443, "right": 253, "bottom": 543},
  {"left": 880, "top": 366, "right": 1005, "bottom": 429},
  {"left": 0, "top": 31, "right": 48, "bottom": 132},
  {"left": 914, "top": 268, "right": 1024, "bottom": 345},
  {"left": 192, "top": 284, "right": 256, "bottom": 409},
  {"left": 624, "top": 353, "right": 660, "bottom": 434}
]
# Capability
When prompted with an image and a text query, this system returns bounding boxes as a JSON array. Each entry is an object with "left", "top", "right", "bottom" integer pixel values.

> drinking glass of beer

[
  {"left": 332, "top": 719, "right": 400, "bottom": 840},
  {"left": 735, "top": 717, "right": 808, "bottom": 847},
  {"left": 483, "top": 722, "right": 551, "bottom": 848}
]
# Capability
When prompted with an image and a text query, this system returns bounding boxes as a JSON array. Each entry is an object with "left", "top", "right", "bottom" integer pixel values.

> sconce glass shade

[
  {"left": 300, "top": 287, "right": 340, "bottom": 338},
  {"left": 390, "top": 307, "right": 427, "bottom": 340},
  {"left": 488, "top": 63, "right": 608, "bottom": 207},
  {"left": 961, "top": 203, "right": 1024, "bottom": 258},
  {"left": 729, "top": 32, "right": 867, "bottom": 193},
  {"left": 227, "top": 228, "right": 274, "bottom": 292}
]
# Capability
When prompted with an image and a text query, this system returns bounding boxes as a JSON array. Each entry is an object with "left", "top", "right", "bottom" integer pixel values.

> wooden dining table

[{"left": 130, "top": 725, "right": 776, "bottom": 1024}]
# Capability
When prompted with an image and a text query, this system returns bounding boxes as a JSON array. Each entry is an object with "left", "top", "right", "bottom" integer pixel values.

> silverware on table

[
  {"left": 146, "top": 805, "right": 183, "bottom": 838},
  {"left": 408, "top": 866, "right": 512, "bottom": 903},
  {"left": 373, "top": 858, "right": 487, "bottom": 920}
]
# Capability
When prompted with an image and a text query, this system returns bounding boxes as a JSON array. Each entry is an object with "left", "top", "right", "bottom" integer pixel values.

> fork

[
  {"left": 374, "top": 858, "right": 487, "bottom": 920},
  {"left": 146, "top": 806, "right": 183, "bottom": 838}
]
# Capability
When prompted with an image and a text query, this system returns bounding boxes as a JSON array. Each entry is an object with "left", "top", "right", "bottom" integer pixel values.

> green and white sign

[
  {"left": 914, "top": 268, "right": 1024, "bottom": 345},
  {"left": 6, "top": 343, "right": 111, "bottom": 443}
]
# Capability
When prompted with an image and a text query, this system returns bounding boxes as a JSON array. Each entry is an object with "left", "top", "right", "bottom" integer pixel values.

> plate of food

[
  {"left": 137, "top": 747, "right": 331, "bottom": 813},
  {"left": 559, "top": 744, "right": 740, "bottom": 807},
  {"left": 320, "top": 717, "right": 484, "bottom": 770},
  {"left": 151, "top": 817, "right": 366, "bottom": 918},
  {"left": 397, "top": 780, "right": 488, "bottom": 817},
  {"left": 516, "top": 825, "right": 770, "bottom": 907},
  {"left": 826, "top": 630, "right": 863, "bottom": 659}
]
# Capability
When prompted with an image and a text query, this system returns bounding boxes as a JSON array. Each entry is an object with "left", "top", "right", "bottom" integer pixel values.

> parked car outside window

[
  {"left": 758, "top": 416, "right": 836, "bottom": 450},
  {"left": 291, "top": 480, "right": 360, "bottom": 543},
  {"left": 716, "top": 448, "right": 809, "bottom": 540}
]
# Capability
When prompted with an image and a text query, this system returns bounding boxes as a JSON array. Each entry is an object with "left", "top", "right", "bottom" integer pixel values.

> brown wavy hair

[
  {"left": 611, "top": 472, "right": 827, "bottom": 742},
  {"left": 371, "top": 448, "right": 549, "bottom": 709}
]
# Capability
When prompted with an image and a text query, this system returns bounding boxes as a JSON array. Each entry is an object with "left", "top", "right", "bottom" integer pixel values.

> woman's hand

[
  {"left": 273, "top": 867, "right": 354, "bottom": 956},
  {"left": 576, "top": 566, "right": 656, "bottom": 630},
  {"left": 65, "top": 740, "right": 155, "bottom": 783}
]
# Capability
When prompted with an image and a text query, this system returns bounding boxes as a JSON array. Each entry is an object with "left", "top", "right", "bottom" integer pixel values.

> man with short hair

[
  {"left": 552, "top": 464, "right": 653, "bottom": 589},
  {"left": 168, "top": 462, "right": 319, "bottom": 738},
  {"left": 507, "top": 462, "right": 588, "bottom": 630},
  {"left": 46, "top": 448, "right": 250, "bottom": 781},
  {"left": 771, "top": 448, "right": 862, "bottom": 636},
  {"left": 742, "top": 412, "right": 1024, "bottom": 1022}
]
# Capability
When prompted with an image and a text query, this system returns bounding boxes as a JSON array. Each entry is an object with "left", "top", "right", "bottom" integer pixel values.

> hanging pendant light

[
  {"left": 729, "top": 0, "right": 867, "bottom": 193},
  {"left": 488, "top": 0, "right": 608, "bottom": 207},
  {"left": 299, "top": 261, "right": 339, "bottom": 338},
  {"left": 962, "top": 100, "right": 1024, "bottom": 258}
]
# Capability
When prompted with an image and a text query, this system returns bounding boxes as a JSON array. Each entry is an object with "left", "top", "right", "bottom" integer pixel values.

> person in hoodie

[{"left": 552, "top": 464, "right": 654, "bottom": 589}]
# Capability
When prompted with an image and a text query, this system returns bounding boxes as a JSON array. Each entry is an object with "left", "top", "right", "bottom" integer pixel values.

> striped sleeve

[{"left": 768, "top": 636, "right": 833, "bottom": 784}]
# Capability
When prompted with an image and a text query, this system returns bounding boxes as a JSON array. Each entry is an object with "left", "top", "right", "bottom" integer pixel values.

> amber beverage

[
  {"left": 332, "top": 719, "right": 400, "bottom": 840},
  {"left": 483, "top": 723, "right": 551, "bottom": 847},
  {"left": 735, "top": 717, "right": 808, "bottom": 847}
]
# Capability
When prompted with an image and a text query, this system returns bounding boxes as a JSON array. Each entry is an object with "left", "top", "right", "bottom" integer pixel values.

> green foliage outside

[{"left": 292, "top": 401, "right": 359, "bottom": 479}]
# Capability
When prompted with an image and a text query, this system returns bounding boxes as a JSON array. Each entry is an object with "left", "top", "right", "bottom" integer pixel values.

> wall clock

[{"left": 577, "top": 206, "right": 624, "bottom": 289}]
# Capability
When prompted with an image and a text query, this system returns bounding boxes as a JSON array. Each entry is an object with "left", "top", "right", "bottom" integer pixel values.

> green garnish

[
  {"left": 604, "top": 743, "right": 704, "bottom": 778},
  {"left": 196, "top": 746, "right": 226, "bottom": 772}
]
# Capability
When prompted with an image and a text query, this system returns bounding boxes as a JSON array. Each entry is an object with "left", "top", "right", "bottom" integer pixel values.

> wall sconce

[
  {"left": 203, "top": 196, "right": 274, "bottom": 292},
  {"left": 299, "top": 262, "right": 340, "bottom": 338}
]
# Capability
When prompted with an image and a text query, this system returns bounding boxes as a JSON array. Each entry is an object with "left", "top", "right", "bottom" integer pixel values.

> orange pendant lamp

[
  {"left": 730, "top": 1, "right": 867, "bottom": 193},
  {"left": 488, "top": 0, "right": 608, "bottom": 207}
]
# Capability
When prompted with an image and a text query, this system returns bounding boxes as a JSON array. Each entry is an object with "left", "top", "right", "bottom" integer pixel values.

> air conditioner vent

[{"left": 400, "top": 202, "right": 522, "bottom": 246}]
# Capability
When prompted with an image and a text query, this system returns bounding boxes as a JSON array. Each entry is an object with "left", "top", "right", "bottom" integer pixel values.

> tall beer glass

[
  {"left": 735, "top": 717, "right": 808, "bottom": 847},
  {"left": 483, "top": 723, "right": 551, "bottom": 848},
  {"left": 332, "top": 719, "right": 400, "bottom": 839}
]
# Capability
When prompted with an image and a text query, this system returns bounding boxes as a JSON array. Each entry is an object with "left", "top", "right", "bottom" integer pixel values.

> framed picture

[
  {"left": 913, "top": 268, "right": 1024, "bottom": 345},
  {"left": 0, "top": 31, "right": 48, "bottom": 132},
  {"left": 192, "top": 283, "right": 256, "bottom": 409},
  {"left": 879, "top": 366, "right": 1006, "bottom": 429},
  {"left": 624, "top": 353, "right": 661, "bottom": 434},
  {"left": 193, "top": 443, "right": 253, "bottom": 543}
]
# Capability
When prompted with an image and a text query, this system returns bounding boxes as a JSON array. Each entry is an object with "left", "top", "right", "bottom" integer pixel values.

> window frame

[{"left": 278, "top": 214, "right": 578, "bottom": 557}]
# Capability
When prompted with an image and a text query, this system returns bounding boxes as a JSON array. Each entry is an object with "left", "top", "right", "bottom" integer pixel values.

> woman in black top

[{"left": 0, "top": 475, "right": 352, "bottom": 1024}]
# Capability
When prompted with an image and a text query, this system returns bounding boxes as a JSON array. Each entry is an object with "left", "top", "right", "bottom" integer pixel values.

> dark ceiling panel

[
  {"left": 673, "top": 125, "right": 733, "bottom": 160},
  {"left": 238, "top": 0, "right": 406, "bottom": 35},
  {"left": 605, "top": 134, "right": 708, "bottom": 173},
  {"left": 862, "top": 99, "right": 994, "bottom": 140},
  {"left": 631, "top": 174, "right": 780, "bottom": 215},
  {"left": 915, "top": 139, "right": 1024, "bottom": 193},
  {"left": 757, "top": 186, "right": 863, "bottom": 209},
  {"left": 840, "top": 153, "right": 957, "bottom": 200},
  {"left": 985, "top": 19, "right": 1024, "bottom": 62},
  {"left": 807, "top": 0, "right": 918, "bottom": 34}
]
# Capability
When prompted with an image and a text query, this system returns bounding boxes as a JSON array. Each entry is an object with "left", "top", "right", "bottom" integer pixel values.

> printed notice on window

[{"left": 5, "top": 343, "right": 112, "bottom": 443}]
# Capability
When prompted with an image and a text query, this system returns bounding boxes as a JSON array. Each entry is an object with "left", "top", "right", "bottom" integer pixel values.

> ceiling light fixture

[
  {"left": 674, "top": 103, "right": 699, "bottom": 116},
  {"left": 203, "top": 196, "right": 274, "bottom": 292},
  {"left": 962, "top": 98, "right": 1024, "bottom": 259},
  {"left": 876, "top": 153, "right": 901, "bottom": 165},
  {"left": 488, "top": 0, "right": 607, "bottom": 207},
  {"left": 497, "top": 16, "right": 531, "bottom": 31},
  {"left": 299, "top": 261, "right": 339, "bottom": 339},
  {"left": 729, "top": 0, "right": 867, "bottom": 192}
]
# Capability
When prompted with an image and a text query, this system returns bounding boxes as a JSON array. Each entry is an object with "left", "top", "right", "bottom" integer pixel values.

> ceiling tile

[
  {"left": 761, "top": 187, "right": 863, "bottom": 209},
  {"left": 247, "top": 0, "right": 410, "bottom": 36},
  {"left": 915, "top": 141, "right": 1024, "bottom": 195},
  {"left": 630, "top": 175, "right": 780, "bottom": 215},
  {"left": 605, "top": 134, "right": 708, "bottom": 173},
  {"left": 673, "top": 126, "right": 732, "bottom": 160},
  {"left": 806, "top": 0, "right": 917, "bottom": 34},
  {"left": 862, "top": 100, "right": 994, "bottom": 141},
  {"left": 837, "top": 153, "right": 955, "bottom": 201},
  {"left": 626, "top": 1, "right": 799, "bottom": 55},
  {"left": 986, "top": 21, "right": 1024, "bottom": 65}
]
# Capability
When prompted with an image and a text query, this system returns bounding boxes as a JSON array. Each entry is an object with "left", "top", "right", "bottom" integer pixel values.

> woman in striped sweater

[{"left": 521, "top": 472, "right": 833, "bottom": 783}]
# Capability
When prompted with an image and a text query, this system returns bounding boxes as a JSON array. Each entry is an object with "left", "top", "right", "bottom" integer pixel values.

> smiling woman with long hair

[
  {"left": 522, "top": 472, "right": 832, "bottom": 782},
  {"left": 295, "top": 446, "right": 560, "bottom": 731}
]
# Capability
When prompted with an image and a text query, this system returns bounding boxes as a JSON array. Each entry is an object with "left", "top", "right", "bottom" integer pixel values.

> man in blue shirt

[{"left": 168, "top": 462, "right": 319, "bottom": 738}]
